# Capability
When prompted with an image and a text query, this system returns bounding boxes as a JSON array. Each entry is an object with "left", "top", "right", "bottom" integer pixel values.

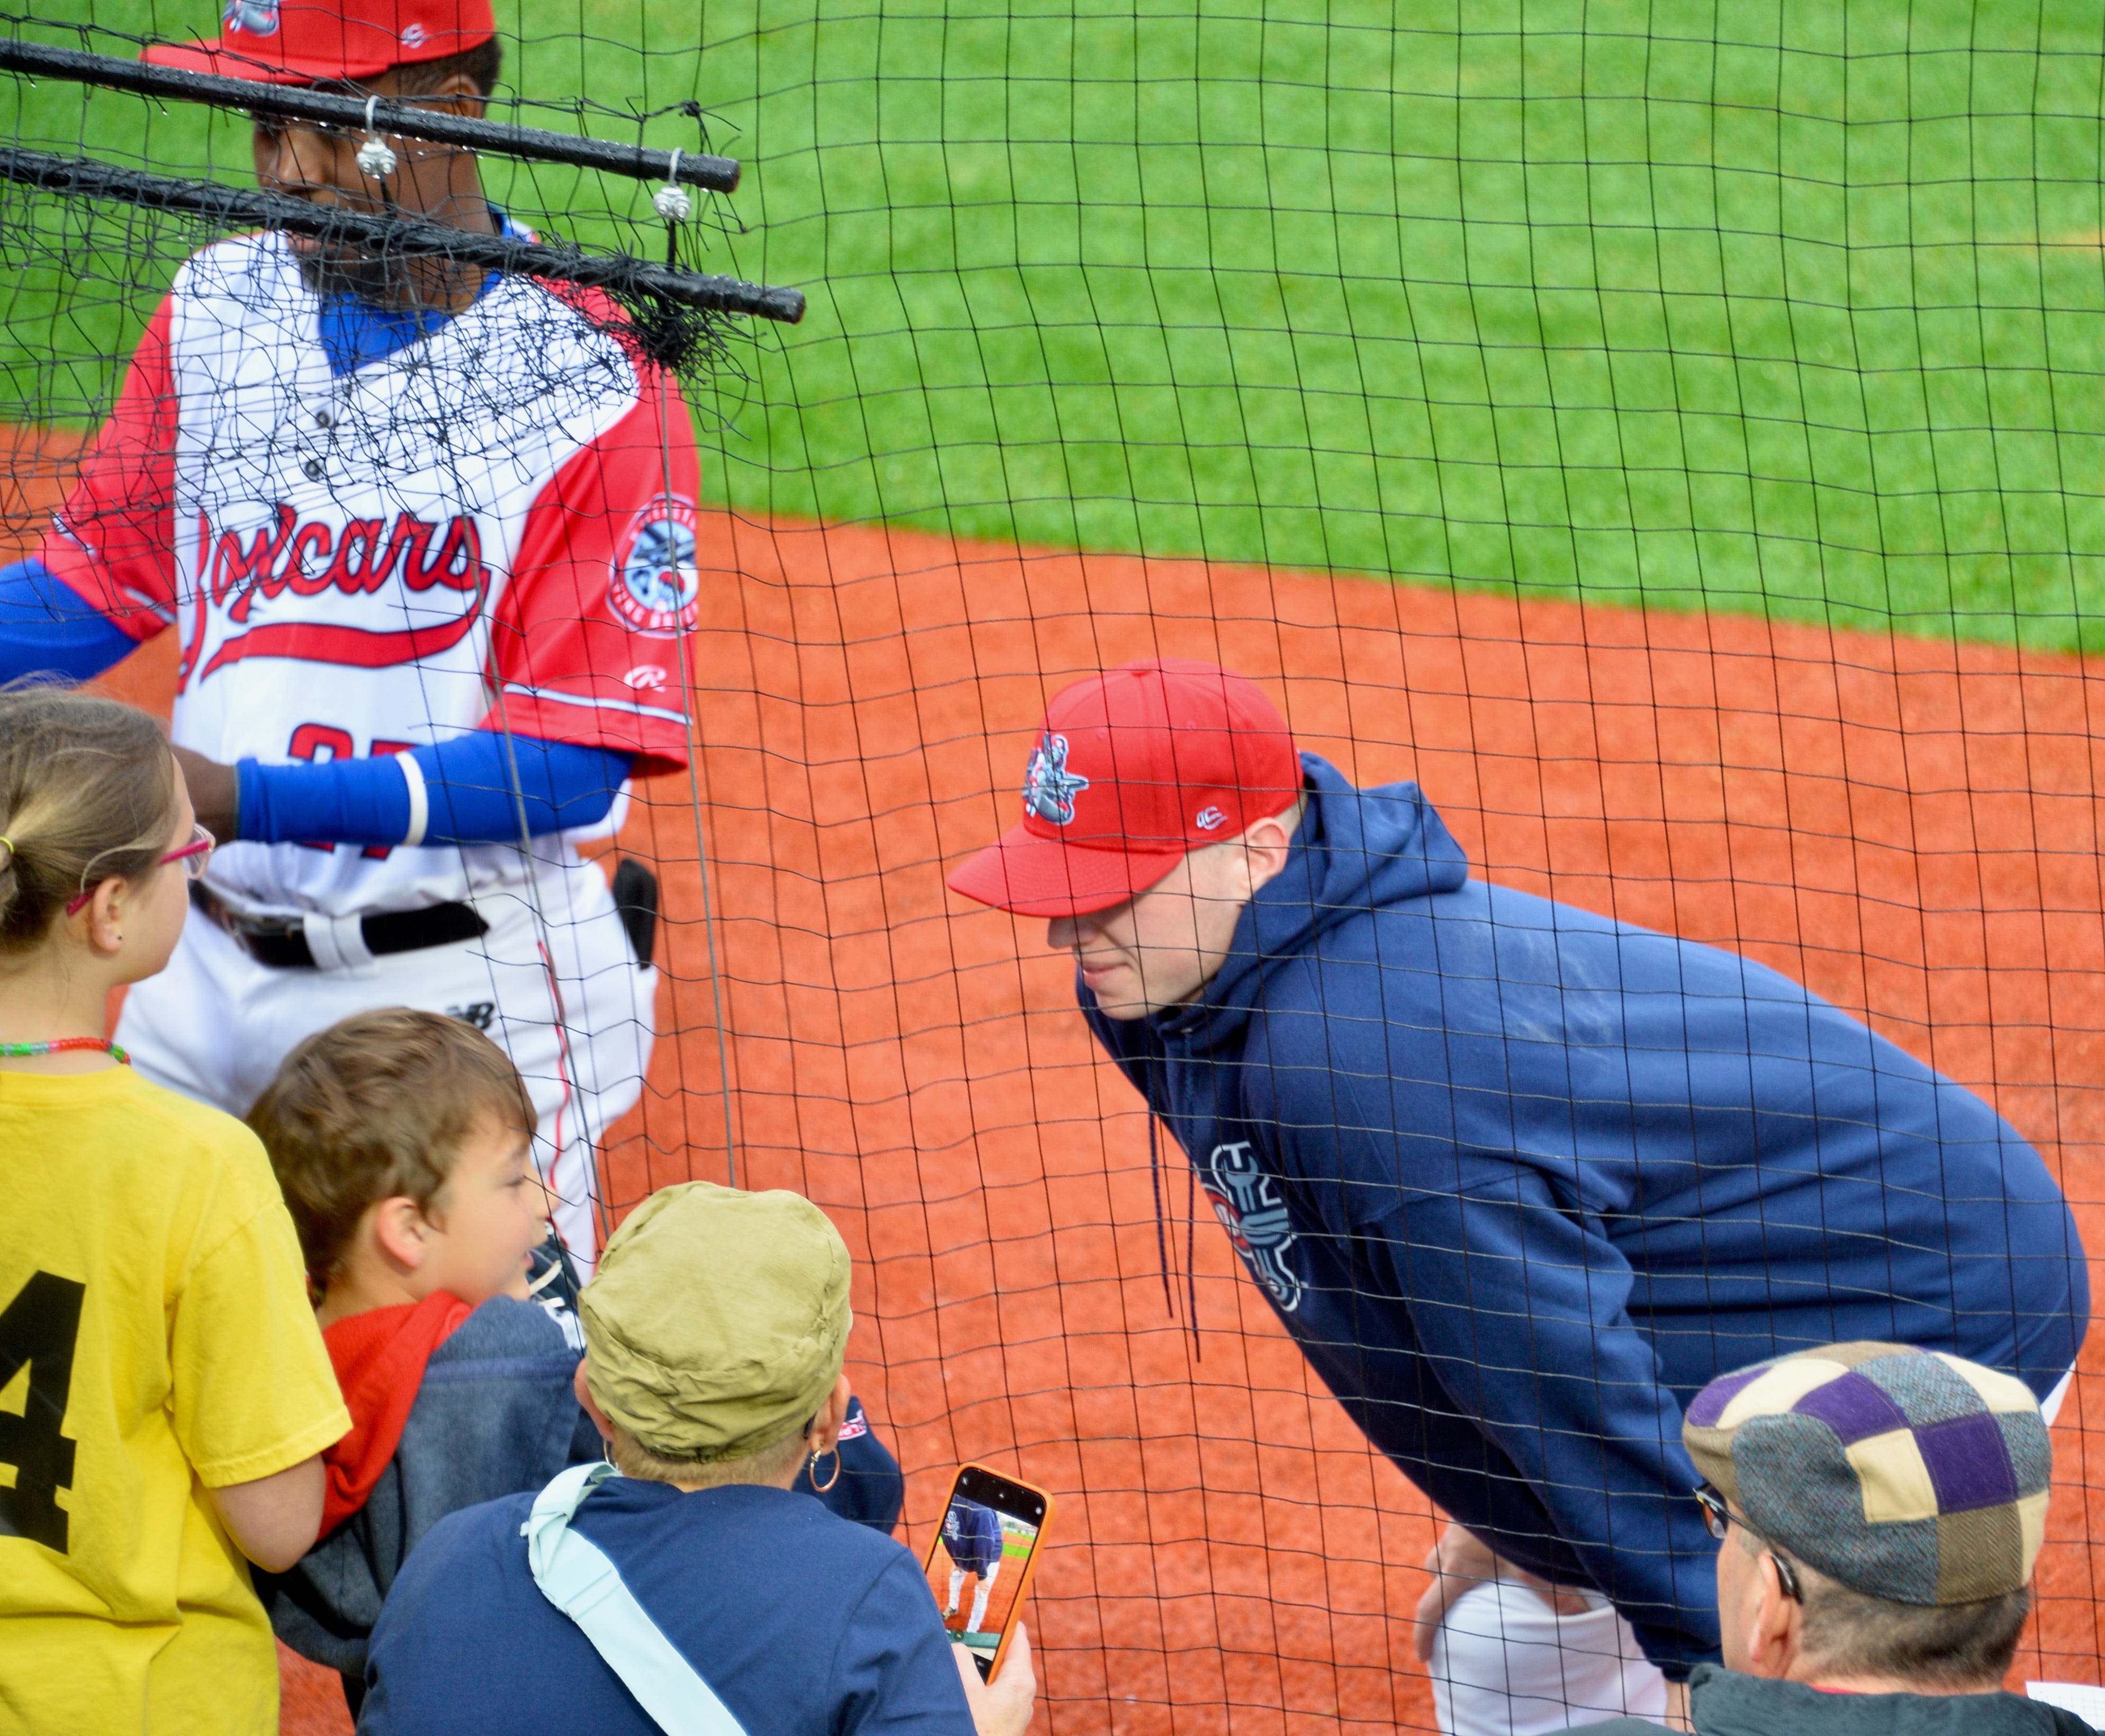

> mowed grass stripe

[{"left": 5, "top": 1, "right": 2105, "bottom": 649}]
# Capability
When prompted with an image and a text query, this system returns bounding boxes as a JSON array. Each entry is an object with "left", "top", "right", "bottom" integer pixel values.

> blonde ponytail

[{"left": 0, "top": 688, "right": 175, "bottom": 953}]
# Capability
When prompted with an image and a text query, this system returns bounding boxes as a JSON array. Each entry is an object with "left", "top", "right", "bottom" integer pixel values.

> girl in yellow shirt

[{"left": 0, "top": 689, "right": 348, "bottom": 1735}]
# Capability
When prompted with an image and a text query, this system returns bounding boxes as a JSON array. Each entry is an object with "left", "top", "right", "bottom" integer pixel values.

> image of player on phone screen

[
  {"left": 941, "top": 1497, "right": 1005, "bottom": 1634},
  {"left": 923, "top": 1464, "right": 1054, "bottom": 1681}
]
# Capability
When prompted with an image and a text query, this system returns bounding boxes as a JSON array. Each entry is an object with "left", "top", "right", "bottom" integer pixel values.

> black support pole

[
  {"left": 0, "top": 37, "right": 740, "bottom": 191},
  {"left": 0, "top": 146, "right": 804, "bottom": 322}
]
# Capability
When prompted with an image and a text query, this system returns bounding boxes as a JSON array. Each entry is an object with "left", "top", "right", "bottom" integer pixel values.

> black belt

[{"left": 192, "top": 884, "right": 489, "bottom": 970}]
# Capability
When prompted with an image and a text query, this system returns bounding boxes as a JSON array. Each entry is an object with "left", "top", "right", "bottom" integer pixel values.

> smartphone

[{"left": 921, "top": 1463, "right": 1054, "bottom": 1680}]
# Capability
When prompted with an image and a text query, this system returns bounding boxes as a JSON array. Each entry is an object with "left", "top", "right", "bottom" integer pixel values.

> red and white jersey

[{"left": 44, "top": 231, "right": 701, "bottom": 920}]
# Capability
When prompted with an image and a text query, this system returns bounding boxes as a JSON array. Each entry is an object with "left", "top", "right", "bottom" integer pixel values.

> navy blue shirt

[
  {"left": 1086, "top": 754, "right": 2088, "bottom": 1674},
  {"left": 360, "top": 1479, "right": 974, "bottom": 1736}
]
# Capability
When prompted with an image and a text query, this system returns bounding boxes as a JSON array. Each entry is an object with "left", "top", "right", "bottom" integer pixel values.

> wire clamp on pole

[
  {"left": 652, "top": 148, "right": 692, "bottom": 221},
  {"left": 355, "top": 95, "right": 397, "bottom": 180}
]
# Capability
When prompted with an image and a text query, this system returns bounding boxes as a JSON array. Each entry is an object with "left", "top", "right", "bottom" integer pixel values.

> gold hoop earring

[{"left": 809, "top": 1448, "right": 842, "bottom": 1493}]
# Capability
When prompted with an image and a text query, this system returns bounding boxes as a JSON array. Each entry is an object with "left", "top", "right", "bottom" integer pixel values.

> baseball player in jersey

[
  {"left": 941, "top": 1496, "right": 1006, "bottom": 1636},
  {"left": 0, "top": 0, "right": 695, "bottom": 1267},
  {"left": 948, "top": 659, "right": 2087, "bottom": 1736}
]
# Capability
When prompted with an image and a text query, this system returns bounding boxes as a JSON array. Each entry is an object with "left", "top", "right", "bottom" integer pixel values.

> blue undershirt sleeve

[
  {"left": 237, "top": 735, "right": 632, "bottom": 847},
  {"left": 0, "top": 557, "right": 139, "bottom": 684}
]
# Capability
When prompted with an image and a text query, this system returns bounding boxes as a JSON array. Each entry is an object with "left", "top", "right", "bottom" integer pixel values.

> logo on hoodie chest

[{"left": 1202, "top": 1140, "right": 1302, "bottom": 1312}]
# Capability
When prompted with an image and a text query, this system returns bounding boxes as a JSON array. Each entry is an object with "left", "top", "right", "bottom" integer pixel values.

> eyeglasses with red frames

[{"left": 65, "top": 824, "right": 216, "bottom": 917}]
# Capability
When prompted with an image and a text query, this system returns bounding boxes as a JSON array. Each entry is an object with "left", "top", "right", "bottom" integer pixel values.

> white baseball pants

[
  {"left": 1430, "top": 1578, "right": 1667, "bottom": 1735},
  {"left": 945, "top": 1562, "right": 1001, "bottom": 1634},
  {"left": 119, "top": 862, "right": 655, "bottom": 1276}
]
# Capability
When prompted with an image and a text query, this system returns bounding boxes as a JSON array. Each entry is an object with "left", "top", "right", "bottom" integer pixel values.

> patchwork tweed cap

[{"left": 1682, "top": 1342, "right": 2052, "bottom": 1606}]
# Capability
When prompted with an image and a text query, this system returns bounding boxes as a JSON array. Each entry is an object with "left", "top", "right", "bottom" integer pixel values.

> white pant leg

[
  {"left": 1430, "top": 1579, "right": 1667, "bottom": 1736},
  {"left": 465, "top": 868, "right": 656, "bottom": 1274},
  {"left": 945, "top": 1567, "right": 965, "bottom": 1617},
  {"left": 969, "top": 1560, "right": 1000, "bottom": 1633},
  {"left": 120, "top": 862, "right": 655, "bottom": 1272}
]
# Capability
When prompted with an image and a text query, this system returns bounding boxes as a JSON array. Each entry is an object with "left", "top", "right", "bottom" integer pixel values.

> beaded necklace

[{"left": 0, "top": 1037, "right": 131, "bottom": 1064}]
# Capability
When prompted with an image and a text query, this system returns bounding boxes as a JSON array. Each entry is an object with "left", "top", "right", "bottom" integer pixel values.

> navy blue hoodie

[{"left": 1085, "top": 755, "right": 2086, "bottom": 1672}]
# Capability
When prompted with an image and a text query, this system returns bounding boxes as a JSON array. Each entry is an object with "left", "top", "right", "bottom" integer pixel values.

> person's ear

[
  {"left": 1746, "top": 1554, "right": 1801, "bottom": 1679},
  {"left": 77, "top": 875, "right": 130, "bottom": 956},
  {"left": 429, "top": 71, "right": 488, "bottom": 121},
  {"left": 1239, "top": 808, "right": 1297, "bottom": 895},
  {"left": 573, "top": 1358, "right": 616, "bottom": 1443},
  {"left": 808, "top": 1372, "right": 853, "bottom": 1455},
  {"left": 369, "top": 1195, "right": 433, "bottom": 1272}
]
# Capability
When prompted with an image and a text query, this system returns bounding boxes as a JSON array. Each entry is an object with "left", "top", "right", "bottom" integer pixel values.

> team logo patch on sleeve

[
  {"left": 1022, "top": 731, "right": 1090, "bottom": 825},
  {"left": 609, "top": 496, "right": 701, "bottom": 634}
]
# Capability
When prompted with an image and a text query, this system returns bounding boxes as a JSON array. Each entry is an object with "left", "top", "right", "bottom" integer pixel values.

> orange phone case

[{"left": 921, "top": 1462, "right": 1057, "bottom": 1680}]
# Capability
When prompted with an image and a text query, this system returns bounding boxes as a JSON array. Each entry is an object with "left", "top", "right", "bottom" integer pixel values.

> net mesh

[{"left": 4, "top": 3, "right": 2102, "bottom": 1732}]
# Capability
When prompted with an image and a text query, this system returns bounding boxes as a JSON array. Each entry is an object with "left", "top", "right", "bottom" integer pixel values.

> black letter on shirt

[{"left": 0, "top": 1271, "right": 85, "bottom": 1553}]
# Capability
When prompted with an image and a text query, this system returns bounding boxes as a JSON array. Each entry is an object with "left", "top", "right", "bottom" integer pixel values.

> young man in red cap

[
  {"left": 0, "top": 0, "right": 696, "bottom": 1273},
  {"left": 949, "top": 657, "right": 2087, "bottom": 1735}
]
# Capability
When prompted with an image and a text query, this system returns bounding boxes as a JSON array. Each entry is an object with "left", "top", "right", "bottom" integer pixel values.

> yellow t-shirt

[{"left": 0, "top": 1064, "right": 349, "bottom": 1736}]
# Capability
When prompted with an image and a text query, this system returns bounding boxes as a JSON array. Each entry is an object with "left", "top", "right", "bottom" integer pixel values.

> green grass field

[{"left": 7, "top": 1, "right": 2105, "bottom": 649}]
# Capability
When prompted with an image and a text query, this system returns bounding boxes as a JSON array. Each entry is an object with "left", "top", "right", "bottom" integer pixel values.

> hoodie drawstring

[
  {"left": 1146, "top": 1114, "right": 1204, "bottom": 1362},
  {"left": 1148, "top": 1115, "right": 1174, "bottom": 1318},
  {"left": 1184, "top": 1153, "right": 1201, "bottom": 1362}
]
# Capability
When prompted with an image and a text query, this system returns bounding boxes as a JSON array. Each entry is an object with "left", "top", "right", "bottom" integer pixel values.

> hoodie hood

[{"left": 1152, "top": 752, "right": 1470, "bottom": 1048}]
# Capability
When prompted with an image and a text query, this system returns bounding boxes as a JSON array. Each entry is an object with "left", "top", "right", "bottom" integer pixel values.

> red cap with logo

[
  {"left": 947, "top": 658, "right": 1303, "bottom": 919},
  {"left": 143, "top": 0, "right": 495, "bottom": 85}
]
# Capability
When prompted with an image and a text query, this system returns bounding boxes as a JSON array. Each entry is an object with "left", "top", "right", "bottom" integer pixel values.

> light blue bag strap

[{"left": 523, "top": 1463, "right": 752, "bottom": 1736}]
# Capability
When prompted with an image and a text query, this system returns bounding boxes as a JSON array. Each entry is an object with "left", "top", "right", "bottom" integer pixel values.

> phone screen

[{"left": 924, "top": 1464, "right": 1049, "bottom": 1678}]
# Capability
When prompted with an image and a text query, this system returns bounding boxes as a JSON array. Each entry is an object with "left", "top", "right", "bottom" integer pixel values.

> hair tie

[{"left": 0, "top": 836, "right": 14, "bottom": 865}]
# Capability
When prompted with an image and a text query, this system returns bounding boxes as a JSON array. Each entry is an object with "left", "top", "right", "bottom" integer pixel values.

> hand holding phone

[
  {"left": 952, "top": 1621, "right": 1036, "bottom": 1736},
  {"left": 922, "top": 1463, "right": 1055, "bottom": 1680}
]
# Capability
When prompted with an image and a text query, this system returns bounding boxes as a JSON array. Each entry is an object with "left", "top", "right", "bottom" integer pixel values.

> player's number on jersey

[{"left": 0, "top": 1271, "right": 85, "bottom": 1553}]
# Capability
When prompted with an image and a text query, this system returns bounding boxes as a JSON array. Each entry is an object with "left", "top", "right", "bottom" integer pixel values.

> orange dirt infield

[{"left": 9, "top": 441, "right": 2103, "bottom": 1732}]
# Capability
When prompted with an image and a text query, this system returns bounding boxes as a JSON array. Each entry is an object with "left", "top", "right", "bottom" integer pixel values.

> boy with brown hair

[
  {"left": 249, "top": 1007, "right": 910, "bottom": 1716},
  {"left": 246, "top": 1007, "right": 599, "bottom": 1712}
]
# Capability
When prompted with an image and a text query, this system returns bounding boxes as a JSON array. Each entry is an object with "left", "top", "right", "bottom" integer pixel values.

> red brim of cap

[
  {"left": 142, "top": 38, "right": 402, "bottom": 83},
  {"left": 946, "top": 822, "right": 1188, "bottom": 919}
]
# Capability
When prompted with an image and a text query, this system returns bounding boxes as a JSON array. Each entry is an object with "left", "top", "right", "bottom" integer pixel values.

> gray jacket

[
  {"left": 257, "top": 1294, "right": 598, "bottom": 1679},
  {"left": 1587, "top": 1666, "right": 2099, "bottom": 1735}
]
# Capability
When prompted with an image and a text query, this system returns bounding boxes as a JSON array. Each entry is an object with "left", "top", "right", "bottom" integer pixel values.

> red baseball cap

[
  {"left": 948, "top": 658, "right": 1303, "bottom": 919},
  {"left": 143, "top": 0, "right": 495, "bottom": 85}
]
